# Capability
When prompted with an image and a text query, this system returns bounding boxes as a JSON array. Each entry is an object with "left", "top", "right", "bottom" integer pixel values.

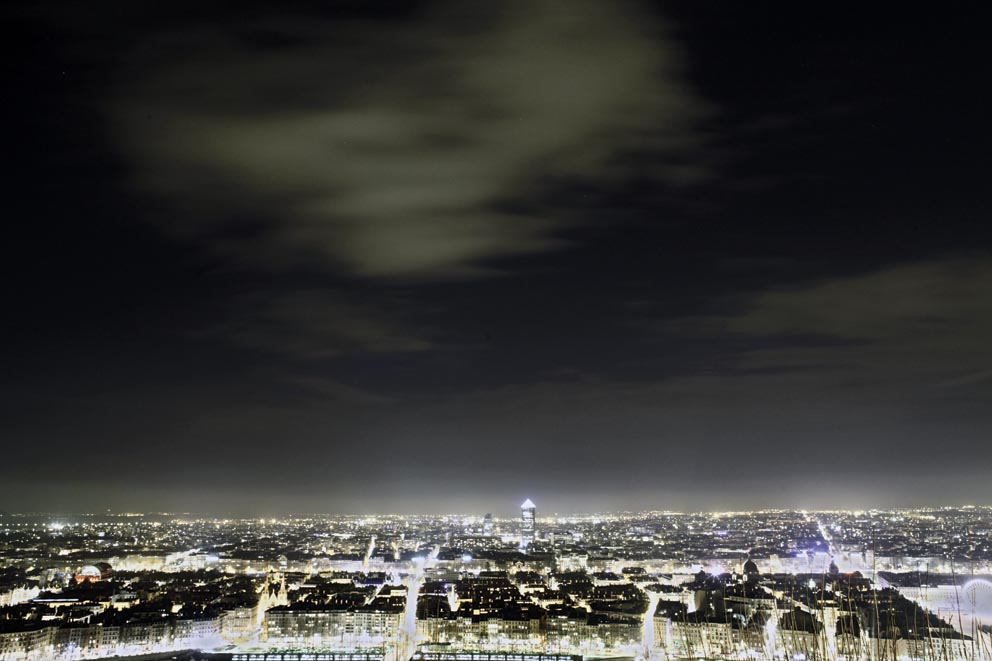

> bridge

[
  {"left": 412, "top": 654, "right": 580, "bottom": 661},
  {"left": 231, "top": 655, "right": 581, "bottom": 661},
  {"left": 232, "top": 654, "right": 383, "bottom": 661}
]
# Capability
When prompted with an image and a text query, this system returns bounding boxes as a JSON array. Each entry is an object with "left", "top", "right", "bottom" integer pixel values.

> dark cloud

[
  {"left": 669, "top": 256, "right": 992, "bottom": 390},
  {"left": 200, "top": 288, "right": 433, "bottom": 358}
]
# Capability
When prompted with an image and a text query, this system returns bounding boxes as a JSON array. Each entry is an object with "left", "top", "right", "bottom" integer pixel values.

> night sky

[{"left": 3, "top": 2, "right": 990, "bottom": 515}]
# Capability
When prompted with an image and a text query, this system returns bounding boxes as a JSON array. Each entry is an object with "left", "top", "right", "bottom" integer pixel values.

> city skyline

[
  {"left": 6, "top": 502, "right": 992, "bottom": 521},
  {"left": 3, "top": 1, "right": 990, "bottom": 514},
  {"left": 2, "top": 505, "right": 991, "bottom": 660}
]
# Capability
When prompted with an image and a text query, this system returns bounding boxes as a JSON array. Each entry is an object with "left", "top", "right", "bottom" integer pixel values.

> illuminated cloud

[{"left": 111, "top": 0, "right": 706, "bottom": 279}]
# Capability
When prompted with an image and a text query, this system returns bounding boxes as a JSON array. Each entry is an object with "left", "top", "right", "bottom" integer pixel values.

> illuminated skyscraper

[
  {"left": 520, "top": 498, "right": 536, "bottom": 548},
  {"left": 483, "top": 513, "right": 493, "bottom": 537}
]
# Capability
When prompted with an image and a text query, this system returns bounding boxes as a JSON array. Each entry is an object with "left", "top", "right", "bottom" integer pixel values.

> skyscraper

[
  {"left": 483, "top": 513, "right": 493, "bottom": 537},
  {"left": 520, "top": 498, "right": 536, "bottom": 548}
]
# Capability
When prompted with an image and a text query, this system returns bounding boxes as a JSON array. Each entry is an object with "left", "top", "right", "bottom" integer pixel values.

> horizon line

[{"left": 4, "top": 503, "right": 990, "bottom": 519}]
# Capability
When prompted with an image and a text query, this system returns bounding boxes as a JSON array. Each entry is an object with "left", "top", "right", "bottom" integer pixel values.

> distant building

[
  {"left": 483, "top": 513, "right": 494, "bottom": 537},
  {"left": 521, "top": 498, "right": 536, "bottom": 548},
  {"left": 75, "top": 562, "right": 113, "bottom": 584},
  {"left": 264, "top": 604, "right": 403, "bottom": 648}
]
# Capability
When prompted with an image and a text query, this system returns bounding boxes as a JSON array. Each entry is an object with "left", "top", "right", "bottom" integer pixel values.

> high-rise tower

[
  {"left": 520, "top": 498, "right": 536, "bottom": 548},
  {"left": 483, "top": 513, "right": 493, "bottom": 537}
]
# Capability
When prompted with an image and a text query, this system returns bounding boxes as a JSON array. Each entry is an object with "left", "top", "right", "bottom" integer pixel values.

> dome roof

[{"left": 77, "top": 562, "right": 112, "bottom": 581}]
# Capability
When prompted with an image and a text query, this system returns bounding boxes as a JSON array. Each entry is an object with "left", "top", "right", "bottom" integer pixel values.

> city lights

[{"left": 1, "top": 505, "right": 991, "bottom": 660}]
